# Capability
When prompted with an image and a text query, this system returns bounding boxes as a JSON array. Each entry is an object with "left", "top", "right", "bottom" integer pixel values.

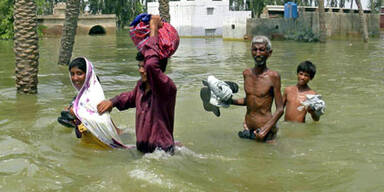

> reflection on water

[{"left": 0, "top": 32, "right": 384, "bottom": 191}]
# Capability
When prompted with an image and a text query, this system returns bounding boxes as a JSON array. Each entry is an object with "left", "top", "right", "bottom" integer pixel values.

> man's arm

[
  {"left": 97, "top": 85, "right": 138, "bottom": 114},
  {"left": 142, "top": 15, "right": 175, "bottom": 96},
  {"left": 230, "top": 70, "right": 247, "bottom": 106},
  {"left": 255, "top": 72, "right": 284, "bottom": 140},
  {"left": 231, "top": 97, "right": 246, "bottom": 106}
]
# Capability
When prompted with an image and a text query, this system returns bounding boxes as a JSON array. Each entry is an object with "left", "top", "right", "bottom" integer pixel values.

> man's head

[
  {"left": 251, "top": 36, "right": 272, "bottom": 67},
  {"left": 136, "top": 52, "right": 168, "bottom": 83},
  {"left": 296, "top": 61, "right": 316, "bottom": 86},
  {"left": 136, "top": 52, "right": 147, "bottom": 82}
]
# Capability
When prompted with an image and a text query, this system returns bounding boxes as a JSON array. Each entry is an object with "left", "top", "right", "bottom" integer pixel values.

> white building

[{"left": 147, "top": 0, "right": 251, "bottom": 39}]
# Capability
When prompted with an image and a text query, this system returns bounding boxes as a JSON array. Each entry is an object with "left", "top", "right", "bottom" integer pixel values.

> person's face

[
  {"left": 251, "top": 43, "right": 271, "bottom": 66},
  {"left": 70, "top": 66, "right": 86, "bottom": 90},
  {"left": 138, "top": 61, "right": 147, "bottom": 82},
  {"left": 297, "top": 71, "right": 311, "bottom": 86}
]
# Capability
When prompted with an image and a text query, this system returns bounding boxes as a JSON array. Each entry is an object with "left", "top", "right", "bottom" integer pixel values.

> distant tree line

[
  {"left": 0, "top": 0, "right": 144, "bottom": 40},
  {"left": 87, "top": 0, "right": 144, "bottom": 28},
  {"left": 0, "top": 0, "right": 382, "bottom": 40}
]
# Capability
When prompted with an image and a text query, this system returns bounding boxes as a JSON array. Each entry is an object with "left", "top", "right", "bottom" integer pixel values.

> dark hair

[
  {"left": 69, "top": 57, "right": 86, "bottom": 72},
  {"left": 159, "top": 58, "right": 168, "bottom": 72},
  {"left": 297, "top": 61, "right": 316, "bottom": 79},
  {"left": 68, "top": 57, "right": 101, "bottom": 82},
  {"left": 136, "top": 52, "right": 144, "bottom": 61},
  {"left": 136, "top": 52, "right": 167, "bottom": 72}
]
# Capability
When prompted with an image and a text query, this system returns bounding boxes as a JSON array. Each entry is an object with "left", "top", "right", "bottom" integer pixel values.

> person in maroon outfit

[{"left": 97, "top": 16, "right": 177, "bottom": 153}]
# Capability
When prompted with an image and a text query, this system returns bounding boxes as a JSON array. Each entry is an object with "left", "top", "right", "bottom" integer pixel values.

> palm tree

[
  {"left": 355, "top": 0, "right": 368, "bottom": 42},
  {"left": 13, "top": 0, "right": 39, "bottom": 94},
  {"left": 158, "top": 0, "right": 170, "bottom": 22},
  {"left": 58, "top": 0, "right": 80, "bottom": 65},
  {"left": 318, "top": 0, "right": 327, "bottom": 42}
]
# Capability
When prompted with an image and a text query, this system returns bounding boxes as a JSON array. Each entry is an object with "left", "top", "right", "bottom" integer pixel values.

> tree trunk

[
  {"left": 158, "top": 0, "right": 170, "bottom": 23},
  {"left": 318, "top": 0, "right": 327, "bottom": 43},
  {"left": 355, "top": 0, "right": 368, "bottom": 42},
  {"left": 58, "top": 0, "right": 80, "bottom": 65},
  {"left": 250, "top": 0, "right": 254, "bottom": 18},
  {"left": 13, "top": 0, "right": 39, "bottom": 94}
]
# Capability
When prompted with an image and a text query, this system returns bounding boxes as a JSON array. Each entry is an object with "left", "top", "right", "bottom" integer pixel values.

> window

[
  {"left": 205, "top": 28, "right": 216, "bottom": 37},
  {"left": 207, "top": 7, "right": 214, "bottom": 15}
]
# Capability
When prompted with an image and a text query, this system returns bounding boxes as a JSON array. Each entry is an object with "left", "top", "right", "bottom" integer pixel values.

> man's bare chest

[{"left": 244, "top": 77, "right": 273, "bottom": 97}]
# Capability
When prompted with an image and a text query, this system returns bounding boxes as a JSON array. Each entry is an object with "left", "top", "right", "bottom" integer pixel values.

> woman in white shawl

[{"left": 67, "top": 57, "right": 133, "bottom": 149}]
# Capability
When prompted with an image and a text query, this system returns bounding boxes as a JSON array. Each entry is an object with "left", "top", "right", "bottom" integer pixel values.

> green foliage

[
  {"left": 0, "top": 0, "right": 13, "bottom": 40},
  {"left": 247, "top": 0, "right": 284, "bottom": 18},
  {"left": 36, "top": 0, "right": 65, "bottom": 15},
  {"left": 38, "top": 25, "right": 47, "bottom": 38},
  {"left": 368, "top": 0, "right": 382, "bottom": 13},
  {"left": 36, "top": 0, "right": 46, "bottom": 15},
  {"left": 88, "top": 0, "right": 144, "bottom": 29}
]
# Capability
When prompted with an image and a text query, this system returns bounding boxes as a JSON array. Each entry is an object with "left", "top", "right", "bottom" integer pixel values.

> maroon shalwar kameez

[{"left": 110, "top": 36, "right": 177, "bottom": 153}]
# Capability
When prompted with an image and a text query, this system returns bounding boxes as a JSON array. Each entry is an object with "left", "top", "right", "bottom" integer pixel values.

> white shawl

[{"left": 71, "top": 57, "right": 130, "bottom": 148}]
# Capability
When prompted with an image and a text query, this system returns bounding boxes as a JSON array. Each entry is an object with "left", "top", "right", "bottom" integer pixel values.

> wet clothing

[
  {"left": 111, "top": 36, "right": 177, "bottom": 153},
  {"left": 300, "top": 94, "right": 326, "bottom": 117},
  {"left": 200, "top": 77, "right": 239, "bottom": 117}
]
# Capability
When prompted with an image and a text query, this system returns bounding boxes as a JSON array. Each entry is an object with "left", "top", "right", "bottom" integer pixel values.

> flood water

[{"left": 0, "top": 32, "right": 384, "bottom": 191}]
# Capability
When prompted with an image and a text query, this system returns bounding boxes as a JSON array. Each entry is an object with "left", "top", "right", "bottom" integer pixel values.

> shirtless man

[
  {"left": 283, "top": 61, "right": 320, "bottom": 122},
  {"left": 231, "top": 36, "right": 284, "bottom": 142}
]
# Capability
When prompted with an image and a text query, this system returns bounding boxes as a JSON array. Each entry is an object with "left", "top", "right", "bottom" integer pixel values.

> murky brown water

[{"left": 0, "top": 32, "right": 384, "bottom": 191}]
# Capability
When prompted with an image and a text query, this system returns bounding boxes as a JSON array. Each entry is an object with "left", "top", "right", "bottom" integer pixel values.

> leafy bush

[{"left": 0, "top": 0, "right": 14, "bottom": 40}]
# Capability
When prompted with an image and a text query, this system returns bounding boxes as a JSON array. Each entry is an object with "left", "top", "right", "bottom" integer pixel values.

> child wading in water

[{"left": 283, "top": 61, "right": 323, "bottom": 123}]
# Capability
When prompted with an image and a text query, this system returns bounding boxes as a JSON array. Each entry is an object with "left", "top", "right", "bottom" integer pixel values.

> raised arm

[
  {"left": 141, "top": 15, "right": 176, "bottom": 97},
  {"left": 256, "top": 72, "right": 284, "bottom": 140}
]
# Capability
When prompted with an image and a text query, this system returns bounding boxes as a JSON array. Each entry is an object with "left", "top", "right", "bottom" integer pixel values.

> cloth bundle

[
  {"left": 200, "top": 75, "right": 238, "bottom": 117},
  {"left": 71, "top": 57, "right": 129, "bottom": 148},
  {"left": 129, "top": 13, "right": 179, "bottom": 59},
  {"left": 298, "top": 94, "right": 326, "bottom": 117}
]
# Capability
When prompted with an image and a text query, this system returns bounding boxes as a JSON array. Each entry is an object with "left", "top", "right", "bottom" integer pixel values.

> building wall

[
  {"left": 223, "top": 11, "right": 251, "bottom": 39},
  {"left": 148, "top": 0, "right": 250, "bottom": 38},
  {"left": 37, "top": 15, "right": 116, "bottom": 36},
  {"left": 247, "top": 12, "right": 380, "bottom": 41}
]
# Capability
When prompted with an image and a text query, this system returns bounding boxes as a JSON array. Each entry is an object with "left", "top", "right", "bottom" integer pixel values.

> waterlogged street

[{"left": 0, "top": 32, "right": 384, "bottom": 191}]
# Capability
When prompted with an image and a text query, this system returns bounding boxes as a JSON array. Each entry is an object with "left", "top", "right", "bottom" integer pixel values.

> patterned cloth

[
  {"left": 129, "top": 14, "right": 179, "bottom": 59},
  {"left": 71, "top": 57, "right": 131, "bottom": 149}
]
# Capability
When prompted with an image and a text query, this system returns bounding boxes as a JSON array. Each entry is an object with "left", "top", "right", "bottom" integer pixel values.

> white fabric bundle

[
  {"left": 206, "top": 75, "right": 233, "bottom": 108},
  {"left": 298, "top": 94, "right": 326, "bottom": 117}
]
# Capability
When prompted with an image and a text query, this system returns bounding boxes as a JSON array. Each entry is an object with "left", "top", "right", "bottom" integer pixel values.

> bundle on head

[{"left": 129, "top": 14, "right": 179, "bottom": 60}]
